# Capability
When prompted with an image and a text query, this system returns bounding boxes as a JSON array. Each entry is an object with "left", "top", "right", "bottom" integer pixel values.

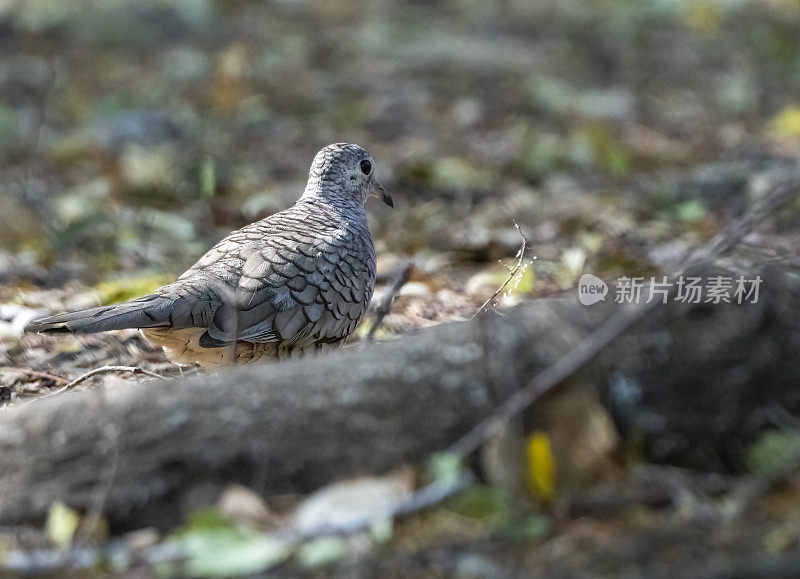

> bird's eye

[{"left": 360, "top": 160, "right": 372, "bottom": 175}]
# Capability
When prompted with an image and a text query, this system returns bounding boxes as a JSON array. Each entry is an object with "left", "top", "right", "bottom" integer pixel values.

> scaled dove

[{"left": 26, "top": 143, "right": 393, "bottom": 368}]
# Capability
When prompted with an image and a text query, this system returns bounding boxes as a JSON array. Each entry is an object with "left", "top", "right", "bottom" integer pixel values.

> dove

[{"left": 26, "top": 143, "right": 392, "bottom": 368}]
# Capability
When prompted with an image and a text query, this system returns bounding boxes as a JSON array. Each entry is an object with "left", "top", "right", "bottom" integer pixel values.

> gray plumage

[{"left": 26, "top": 143, "right": 393, "bottom": 368}]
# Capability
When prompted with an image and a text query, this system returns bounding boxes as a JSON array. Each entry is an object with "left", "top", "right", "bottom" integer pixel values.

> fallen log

[{"left": 0, "top": 265, "right": 798, "bottom": 530}]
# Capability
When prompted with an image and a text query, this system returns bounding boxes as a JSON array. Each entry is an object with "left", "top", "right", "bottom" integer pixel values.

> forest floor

[{"left": 1, "top": 0, "right": 799, "bottom": 575}]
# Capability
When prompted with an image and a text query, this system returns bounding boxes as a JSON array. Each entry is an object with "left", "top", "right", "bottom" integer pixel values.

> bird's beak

[{"left": 370, "top": 179, "right": 393, "bottom": 208}]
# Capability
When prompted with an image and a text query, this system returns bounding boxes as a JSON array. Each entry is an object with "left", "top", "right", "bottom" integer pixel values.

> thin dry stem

[
  {"left": 472, "top": 221, "right": 528, "bottom": 319},
  {"left": 49, "top": 366, "right": 163, "bottom": 397},
  {"left": 367, "top": 261, "right": 413, "bottom": 341}
]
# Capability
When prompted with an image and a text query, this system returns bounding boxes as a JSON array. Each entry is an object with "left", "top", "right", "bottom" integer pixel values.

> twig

[
  {"left": 367, "top": 262, "right": 413, "bottom": 341},
  {"left": 49, "top": 366, "right": 163, "bottom": 397},
  {"left": 449, "top": 179, "right": 800, "bottom": 459},
  {"left": 24, "top": 370, "right": 68, "bottom": 386},
  {"left": 392, "top": 470, "right": 474, "bottom": 517},
  {"left": 681, "top": 180, "right": 799, "bottom": 270},
  {"left": 472, "top": 222, "right": 528, "bottom": 319}
]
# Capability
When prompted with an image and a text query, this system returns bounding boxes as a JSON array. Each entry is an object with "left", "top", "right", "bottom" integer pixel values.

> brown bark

[{"left": 0, "top": 265, "right": 798, "bottom": 530}]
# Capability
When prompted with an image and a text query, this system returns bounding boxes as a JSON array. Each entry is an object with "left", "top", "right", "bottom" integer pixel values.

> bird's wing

[{"left": 201, "top": 228, "right": 375, "bottom": 348}]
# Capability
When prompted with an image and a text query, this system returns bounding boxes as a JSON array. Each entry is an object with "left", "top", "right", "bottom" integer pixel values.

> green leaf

[
  {"left": 428, "top": 452, "right": 463, "bottom": 485},
  {"left": 175, "top": 528, "right": 290, "bottom": 577},
  {"left": 167, "top": 507, "right": 291, "bottom": 577},
  {"left": 369, "top": 517, "right": 394, "bottom": 544},
  {"left": 676, "top": 199, "right": 706, "bottom": 223},
  {"left": 746, "top": 429, "right": 800, "bottom": 479},
  {"left": 200, "top": 155, "right": 216, "bottom": 198},
  {"left": 431, "top": 157, "right": 493, "bottom": 191},
  {"left": 446, "top": 485, "right": 512, "bottom": 526},
  {"left": 181, "top": 507, "right": 234, "bottom": 531},
  {"left": 297, "top": 537, "right": 348, "bottom": 568}
]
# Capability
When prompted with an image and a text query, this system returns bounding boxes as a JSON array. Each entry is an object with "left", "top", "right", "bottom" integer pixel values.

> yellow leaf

[
  {"left": 46, "top": 501, "right": 80, "bottom": 548},
  {"left": 94, "top": 274, "right": 173, "bottom": 305},
  {"left": 515, "top": 265, "right": 535, "bottom": 295},
  {"left": 684, "top": 1, "right": 721, "bottom": 32},
  {"left": 770, "top": 106, "right": 800, "bottom": 139},
  {"left": 526, "top": 432, "right": 555, "bottom": 502}
]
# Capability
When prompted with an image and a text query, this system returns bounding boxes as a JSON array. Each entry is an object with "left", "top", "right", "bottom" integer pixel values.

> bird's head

[{"left": 302, "top": 143, "right": 392, "bottom": 208}]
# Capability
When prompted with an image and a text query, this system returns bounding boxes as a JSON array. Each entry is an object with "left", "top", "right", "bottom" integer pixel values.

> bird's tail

[{"left": 25, "top": 294, "right": 176, "bottom": 334}]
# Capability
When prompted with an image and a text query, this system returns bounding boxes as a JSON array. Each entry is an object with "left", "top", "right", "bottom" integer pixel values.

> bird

[{"left": 25, "top": 143, "right": 393, "bottom": 368}]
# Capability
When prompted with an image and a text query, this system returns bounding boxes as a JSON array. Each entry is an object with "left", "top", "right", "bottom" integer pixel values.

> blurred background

[
  {"left": 1, "top": 0, "right": 800, "bottom": 575},
  {"left": 1, "top": 0, "right": 798, "bottom": 303}
]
